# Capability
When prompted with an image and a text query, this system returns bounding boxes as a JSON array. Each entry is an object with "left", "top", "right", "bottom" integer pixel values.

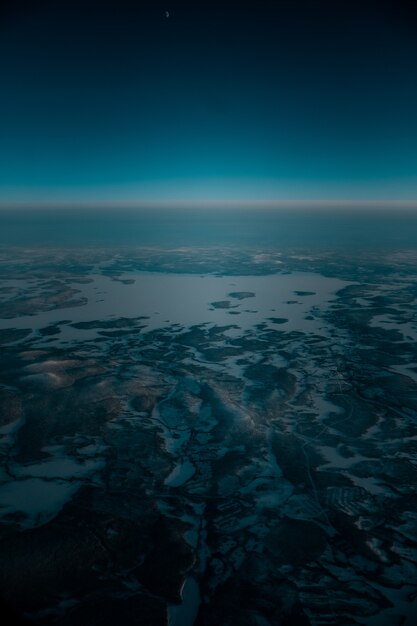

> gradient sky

[{"left": 1, "top": 0, "right": 417, "bottom": 205}]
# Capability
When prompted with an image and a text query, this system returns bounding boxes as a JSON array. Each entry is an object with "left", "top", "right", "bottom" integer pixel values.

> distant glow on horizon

[{"left": 1, "top": 176, "right": 417, "bottom": 209}]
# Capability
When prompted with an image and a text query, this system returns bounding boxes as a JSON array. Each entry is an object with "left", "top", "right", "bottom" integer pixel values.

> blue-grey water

[{"left": 0, "top": 207, "right": 416, "bottom": 248}]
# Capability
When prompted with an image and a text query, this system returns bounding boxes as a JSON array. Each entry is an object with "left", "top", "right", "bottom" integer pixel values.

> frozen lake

[{"left": 0, "top": 271, "right": 352, "bottom": 343}]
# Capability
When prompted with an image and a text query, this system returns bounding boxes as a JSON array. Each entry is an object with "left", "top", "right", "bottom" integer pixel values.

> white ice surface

[
  {"left": 0, "top": 478, "right": 79, "bottom": 528},
  {"left": 0, "top": 272, "right": 352, "bottom": 343}
]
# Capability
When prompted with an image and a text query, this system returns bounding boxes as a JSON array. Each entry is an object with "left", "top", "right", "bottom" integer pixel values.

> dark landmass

[
  {"left": 227, "top": 292, "right": 256, "bottom": 300},
  {"left": 0, "top": 246, "right": 416, "bottom": 625}
]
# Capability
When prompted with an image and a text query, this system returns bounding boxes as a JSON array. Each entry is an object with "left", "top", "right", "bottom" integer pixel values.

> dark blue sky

[{"left": 1, "top": 0, "right": 417, "bottom": 205}]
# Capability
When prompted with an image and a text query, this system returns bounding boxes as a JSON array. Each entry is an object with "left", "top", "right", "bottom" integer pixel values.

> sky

[{"left": 1, "top": 0, "right": 417, "bottom": 207}]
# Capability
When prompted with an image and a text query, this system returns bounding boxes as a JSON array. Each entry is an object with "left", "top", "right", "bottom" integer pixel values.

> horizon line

[{"left": 1, "top": 198, "right": 417, "bottom": 211}]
